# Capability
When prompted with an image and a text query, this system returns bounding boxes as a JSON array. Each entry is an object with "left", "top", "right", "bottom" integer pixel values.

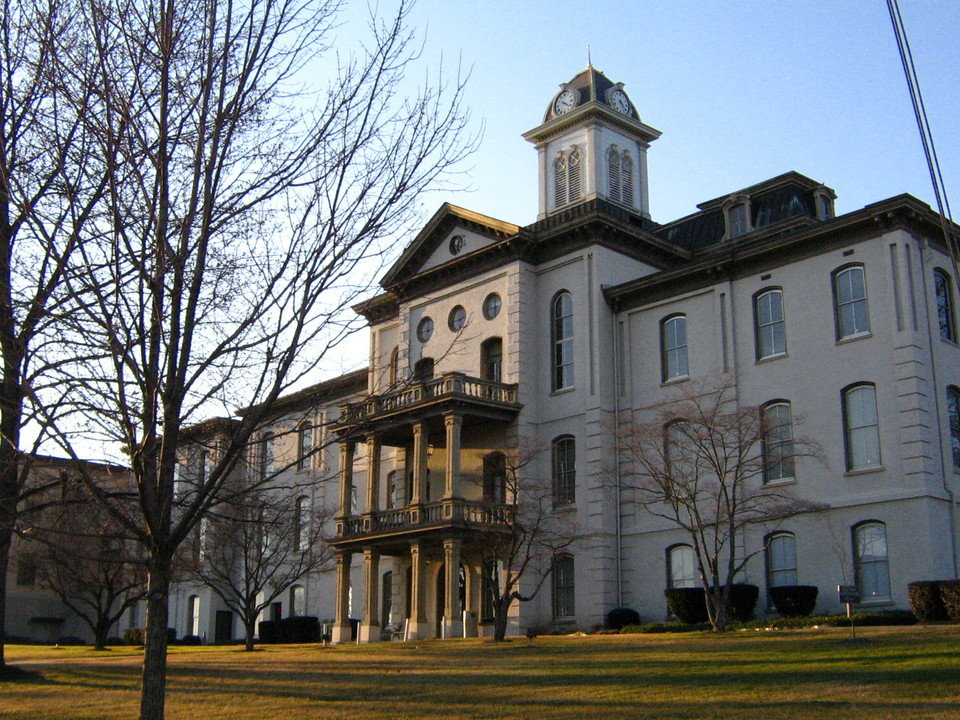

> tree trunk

[
  {"left": 0, "top": 525, "right": 10, "bottom": 670},
  {"left": 94, "top": 616, "right": 111, "bottom": 651},
  {"left": 492, "top": 597, "right": 510, "bottom": 642},
  {"left": 140, "top": 550, "right": 173, "bottom": 720},
  {"left": 243, "top": 618, "right": 256, "bottom": 652},
  {"left": 0, "top": 416, "right": 22, "bottom": 671}
]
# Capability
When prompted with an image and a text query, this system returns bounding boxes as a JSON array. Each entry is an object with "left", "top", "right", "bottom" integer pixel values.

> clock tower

[{"left": 523, "top": 66, "right": 661, "bottom": 220}]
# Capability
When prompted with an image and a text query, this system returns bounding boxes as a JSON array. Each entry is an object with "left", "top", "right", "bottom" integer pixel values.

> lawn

[{"left": 2, "top": 626, "right": 959, "bottom": 720}]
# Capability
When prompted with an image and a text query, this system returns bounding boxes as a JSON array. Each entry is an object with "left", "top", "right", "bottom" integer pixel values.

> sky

[{"left": 317, "top": 0, "right": 959, "bottom": 377}]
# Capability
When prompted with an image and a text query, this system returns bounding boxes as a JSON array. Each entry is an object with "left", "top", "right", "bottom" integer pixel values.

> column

[
  {"left": 407, "top": 540, "right": 427, "bottom": 640},
  {"left": 442, "top": 538, "right": 463, "bottom": 639},
  {"left": 331, "top": 550, "right": 353, "bottom": 643},
  {"left": 359, "top": 548, "right": 381, "bottom": 642},
  {"left": 365, "top": 436, "right": 381, "bottom": 513},
  {"left": 411, "top": 422, "right": 428, "bottom": 505},
  {"left": 338, "top": 442, "right": 355, "bottom": 518},
  {"left": 443, "top": 414, "right": 462, "bottom": 500}
]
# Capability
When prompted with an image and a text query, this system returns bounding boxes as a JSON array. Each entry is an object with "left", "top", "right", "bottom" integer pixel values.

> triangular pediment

[{"left": 380, "top": 204, "right": 520, "bottom": 290}]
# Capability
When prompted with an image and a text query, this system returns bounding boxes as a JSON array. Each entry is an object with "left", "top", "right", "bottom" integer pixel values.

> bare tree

[
  {"left": 615, "top": 374, "right": 824, "bottom": 631},
  {"left": 31, "top": 0, "right": 473, "bottom": 716},
  {"left": 476, "top": 442, "right": 588, "bottom": 642},
  {"left": 178, "top": 478, "right": 332, "bottom": 651}
]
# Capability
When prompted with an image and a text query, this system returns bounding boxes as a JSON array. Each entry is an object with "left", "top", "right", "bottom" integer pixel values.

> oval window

[
  {"left": 483, "top": 293, "right": 502, "bottom": 320},
  {"left": 448, "top": 306, "right": 467, "bottom": 331},
  {"left": 449, "top": 235, "right": 464, "bottom": 255},
  {"left": 417, "top": 317, "right": 434, "bottom": 343}
]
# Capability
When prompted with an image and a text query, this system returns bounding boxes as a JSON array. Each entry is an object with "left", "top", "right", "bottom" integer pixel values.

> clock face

[
  {"left": 611, "top": 90, "right": 630, "bottom": 115},
  {"left": 553, "top": 90, "right": 576, "bottom": 116}
]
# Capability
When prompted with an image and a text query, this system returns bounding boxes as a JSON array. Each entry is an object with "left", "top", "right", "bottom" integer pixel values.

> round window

[
  {"left": 482, "top": 293, "right": 502, "bottom": 320},
  {"left": 448, "top": 306, "right": 467, "bottom": 331},
  {"left": 449, "top": 235, "right": 464, "bottom": 255},
  {"left": 416, "top": 317, "right": 434, "bottom": 343}
]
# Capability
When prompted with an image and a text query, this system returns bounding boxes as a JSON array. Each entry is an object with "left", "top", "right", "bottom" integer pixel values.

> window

[
  {"left": 935, "top": 269, "right": 956, "bottom": 342},
  {"left": 754, "top": 289, "right": 786, "bottom": 359},
  {"left": 948, "top": 387, "right": 960, "bottom": 470},
  {"left": 666, "top": 545, "right": 696, "bottom": 588},
  {"left": 765, "top": 533, "right": 798, "bottom": 589},
  {"left": 297, "top": 424, "right": 311, "bottom": 470},
  {"left": 553, "top": 154, "right": 567, "bottom": 208},
  {"left": 16, "top": 557, "right": 37, "bottom": 587},
  {"left": 481, "top": 338, "right": 502, "bottom": 383},
  {"left": 762, "top": 401, "right": 795, "bottom": 482},
  {"left": 482, "top": 452, "right": 506, "bottom": 503},
  {"left": 554, "top": 148, "right": 582, "bottom": 208},
  {"left": 833, "top": 265, "right": 870, "bottom": 339},
  {"left": 551, "top": 291, "right": 574, "bottom": 391},
  {"left": 388, "top": 346, "right": 399, "bottom": 387},
  {"left": 482, "top": 293, "right": 501, "bottom": 320},
  {"left": 416, "top": 317, "right": 433, "bottom": 343},
  {"left": 259, "top": 433, "right": 274, "bottom": 479},
  {"left": 567, "top": 148, "right": 582, "bottom": 203},
  {"left": 413, "top": 357, "right": 434, "bottom": 381},
  {"left": 481, "top": 559, "right": 500, "bottom": 622},
  {"left": 290, "top": 585, "right": 305, "bottom": 617},
  {"left": 295, "top": 496, "right": 310, "bottom": 550},
  {"left": 607, "top": 147, "right": 621, "bottom": 203},
  {"left": 448, "top": 234, "right": 464, "bottom": 255},
  {"left": 188, "top": 595, "right": 201, "bottom": 637},
  {"left": 551, "top": 555, "right": 575, "bottom": 619},
  {"left": 854, "top": 522, "right": 891, "bottom": 602},
  {"left": 728, "top": 202, "right": 749, "bottom": 238},
  {"left": 448, "top": 305, "right": 467, "bottom": 331},
  {"left": 551, "top": 435, "right": 576, "bottom": 506},
  {"left": 816, "top": 194, "right": 833, "bottom": 220},
  {"left": 607, "top": 147, "right": 634, "bottom": 207},
  {"left": 195, "top": 450, "right": 208, "bottom": 485},
  {"left": 660, "top": 315, "right": 688, "bottom": 381},
  {"left": 621, "top": 152, "right": 634, "bottom": 207},
  {"left": 843, "top": 383, "right": 881, "bottom": 471}
]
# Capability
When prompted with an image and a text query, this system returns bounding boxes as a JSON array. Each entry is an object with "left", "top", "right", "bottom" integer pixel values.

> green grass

[{"left": 2, "top": 626, "right": 960, "bottom": 719}]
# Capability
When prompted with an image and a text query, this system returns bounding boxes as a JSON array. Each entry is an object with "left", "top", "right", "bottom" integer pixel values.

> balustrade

[{"left": 338, "top": 498, "right": 512, "bottom": 538}]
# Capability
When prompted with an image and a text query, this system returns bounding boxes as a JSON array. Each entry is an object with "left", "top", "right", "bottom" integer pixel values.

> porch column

[
  {"left": 442, "top": 538, "right": 463, "bottom": 638},
  {"left": 338, "top": 442, "right": 355, "bottom": 518},
  {"left": 411, "top": 422, "right": 428, "bottom": 505},
  {"left": 359, "top": 548, "right": 381, "bottom": 642},
  {"left": 365, "top": 436, "right": 381, "bottom": 513},
  {"left": 443, "top": 414, "right": 462, "bottom": 500},
  {"left": 408, "top": 540, "right": 427, "bottom": 640},
  {"left": 331, "top": 550, "right": 353, "bottom": 643}
]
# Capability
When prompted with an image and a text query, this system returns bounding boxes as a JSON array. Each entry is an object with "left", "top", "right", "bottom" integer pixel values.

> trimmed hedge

[
  {"left": 769, "top": 585, "right": 819, "bottom": 618},
  {"left": 908, "top": 581, "right": 949, "bottom": 622},
  {"left": 178, "top": 635, "right": 202, "bottom": 645},
  {"left": 122, "top": 628, "right": 177, "bottom": 646},
  {"left": 604, "top": 607, "right": 641, "bottom": 630},
  {"left": 619, "top": 610, "right": 917, "bottom": 633},
  {"left": 664, "top": 588, "right": 708, "bottom": 624},
  {"left": 258, "top": 616, "right": 322, "bottom": 644},
  {"left": 723, "top": 584, "right": 760, "bottom": 622},
  {"left": 941, "top": 579, "right": 960, "bottom": 622}
]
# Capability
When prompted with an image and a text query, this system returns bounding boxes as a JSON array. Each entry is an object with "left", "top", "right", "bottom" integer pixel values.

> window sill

[
  {"left": 855, "top": 599, "right": 894, "bottom": 608},
  {"left": 763, "top": 478, "right": 797, "bottom": 488},
  {"left": 756, "top": 352, "right": 787, "bottom": 364},
  {"left": 553, "top": 502, "right": 577, "bottom": 514},
  {"left": 552, "top": 617, "right": 576, "bottom": 625},
  {"left": 550, "top": 386, "right": 576, "bottom": 397},
  {"left": 836, "top": 331, "right": 872, "bottom": 345},
  {"left": 844, "top": 466, "right": 885, "bottom": 478},
  {"left": 661, "top": 374, "right": 690, "bottom": 387},
  {"left": 940, "top": 337, "right": 959, "bottom": 348}
]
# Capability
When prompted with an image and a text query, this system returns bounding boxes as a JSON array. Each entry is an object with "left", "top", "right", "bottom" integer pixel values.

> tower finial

[{"left": 587, "top": 45, "right": 592, "bottom": 69}]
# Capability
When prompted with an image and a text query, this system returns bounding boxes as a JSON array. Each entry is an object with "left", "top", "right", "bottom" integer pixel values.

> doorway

[
  {"left": 214, "top": 611, "right": 233, "bottom": 643},
  {"left": 434, "top": 562, "right": 467, "bottom": 637}
]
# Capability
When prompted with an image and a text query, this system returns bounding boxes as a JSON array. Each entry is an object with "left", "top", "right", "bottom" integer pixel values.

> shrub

[
  {"left": 179, "top": 635, "right": 202, "bottom": 645},
  {"left": 908, "top": 581, "right": 949, "bottom": 622},
  {"left": 664, "top": 587, "right": 708, "bottom": 624},
  {"left": 258, "top": 620, "right": 280, "bottom": 644},
  {"left": 620, "top": 622, "right": 710, "bottom": 634},
  {"left": 826, "top": 610, "right": 916, "bottom": 627},
  {"left": 769, "top": 585, "right": 819, "bottom": 618},
  {"left": 722, "top": 584, "right": 760, "bottom": 622},
  {"left": 55, "top": 636, "right": 86, "bottom": 646},
  {"left": 105, "top": 637, "right": 124, "bottom": 646},
  {"left": 940, "top": 579, "right": 960, "bottom": 622},
  {"left": 279, "top": 616, "right": 321, "bottom": 643},
  {"left": 605, "top": 607, "right": 641, "bottom": 630},
  {"left": 123, "top": 628, "right": 145, "bottom": 645}
]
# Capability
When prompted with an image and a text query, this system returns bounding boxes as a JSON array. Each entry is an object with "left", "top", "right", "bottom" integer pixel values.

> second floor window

[
  {"left": 754, "top": 289, "right": 786, "bottom": 359},
  {"left": 481, "top": 337, "right": 503, "bottom": 383},
  {"left": 833, "top": 265, "right": 870, "bottom": 339},
  {"left": 297, "top": 424, "right": 311, "bottom": 470},
  {"left": 762, "top": 401, "right": 795, "bottom": 482},
  {"left": 661, "top": 315, "right": 688, "bottom": 381},
  {"left": 259, "top": 433, "right": 274, "bottom": 479},
  {"left": 843, "top": 383, "right": 881, "bottom": 471},
  {"left": 552, "top": 292, "right": 574, "bottom": 391},
  {"left": 948, "top": 386, "right": 960, "bottom": 470},
  {"left": 551, "top": 435, "right": 576, "bottom": 506},
  {"left": 935, "top": 269, "right": 956, "bottom": 342}
]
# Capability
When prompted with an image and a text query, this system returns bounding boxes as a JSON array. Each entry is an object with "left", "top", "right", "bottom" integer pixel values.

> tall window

[
  {"left": 567, "top": 148, "right": 582, "bottom": 203},
  {"left": 290, "top": 585, "right": 305, "bottom": 616},
  {"left": 413, "top": 357, "right": 434, "bottom": 381},
  {"left": 297, "top": 423, "right": 311, "bottom": 470},
  {"left": 552, "top": 292, "right": 574, "bottom": 391},
  {"left": 481, "top": 337, "right": 503, "bottom": 383},
  {"left": 948, "top": 386, "right": 960, "bottom": 470},
  {"left": 667, "top": 545, "right": 696, "bottom": 588},
  {"left": 481, "top": 559, "right": 500, "bottom": 622},
  {"left": 843, "top": 383, "right": 881, "bottom": 471},
  {"left": 259, "top": 433, "right": 274, "bottom": 479},
  {"left": 385, "top": 471, "right": 398, "bottom": 509},
  {"left": 660, "top": 315, "right": 688, "bottom": 381},
  {"left": 482, "top": 452, "right": 506, "bottom": 504},
  {"left": 388, "top": 346, "right": 399, "bottom": 387},
  {"left": 765, "top": 533, "right": 798, "bottom": 589},
  {"left": 728, "top": 202, "right": 749, "bottom": 238},
  {"left": 553, "top": 154, "right": 567, "bottom": 208},
  {"left": 195, "top": 450, "right": 208, "bottom": 486},
  {"left": 762, "top": 401, "right": 795, "bottom": 482},
  {"left": 607, "top": 148, "right": 635, "bottom": 207},
  {"left": 188, "top": 595, "right": 201, "bottom": 637},
  {"left": 754, "top": 289, "right": 786, "bottom": 359},
  {"left": 854, "top": 522, "right": 891, "bottom": 602},
  {"left": 621, "top": 152, "right": 634, "bottom": 206},
  {"left": 554, "top": 148, "right": 582, "bottom": 207},
  {"left": 551, "top": 555, "right": 575, "bottom": 619},
  {"left": 934, "top": 269, "right": 956, "bottom": 342},
  {"left": 608, "top": 147, "right": 621, "bottom": 202},
  {"left": 833, "top": 265, "right": 870, "bottom": 339},
  {"left": 295, "top": 496, "right": 310, "bottom": 551},
  {"left": 551, "top": 435, "right": 576, "bottom": 506}
]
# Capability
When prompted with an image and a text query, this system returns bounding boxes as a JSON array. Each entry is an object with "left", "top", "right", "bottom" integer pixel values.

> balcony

[
  {"left": 334, "top": 372, "right": 521, "bottom": 442},
  {"left": 331, "top": 498, "right": 513, "bottom": 551}
]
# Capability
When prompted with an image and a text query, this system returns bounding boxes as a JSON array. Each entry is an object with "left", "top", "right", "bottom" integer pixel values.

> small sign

[{"left": 838, "top": 584, "right": 859, "bottom": 603}]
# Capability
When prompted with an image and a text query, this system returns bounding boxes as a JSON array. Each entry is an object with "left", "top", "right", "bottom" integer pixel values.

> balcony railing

[
  {"left": 337, "top": 372, "right": 519, "bottom": 427},
  {"left": 337, "top": 498, "right": 514, "bottom": 538}
]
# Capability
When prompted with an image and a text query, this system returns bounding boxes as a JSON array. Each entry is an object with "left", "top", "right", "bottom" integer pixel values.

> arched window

[
  {"left": 259, "top": 432, "right": 274, "bottom": 480},
  {"left": 842, "top": 383, "right": 881, "bottom": 471},
  {"left": 551, "top": 554, "right": 575, "bottom": 619},
  {"left": 294, "top": 495, "right": 310, "bottom": 550},
  {"left": 666, "top": 544, "right": 696, "bottom": 588},
  {"left": 854, "top": 521, "right": 891, "bottom": 602},
  {"left": 297, "top": 423, "right": 311, "bottom": 470},
  {"left": 481, "top": 337, "right": 503, "bottom": 383},
  {"left": 413, "top": 357, "right": 434, "bottom": 381},
  {"left": 388, "top": 346, "right": 399, "bottom": 387},
  {"left": 551, "top": 435, "right": 576, "bottom": 506},
  {"left": 621, "top": 151, "right": 634, "bottom": 207},
  {"left": 934, "top": 269, "right": 956, "bottom": 342},
  {"left": 754, "top": 288, "right": 786, "bottom": 360},
  {"left": 187, "top": 595, "right": 201, "bottom": 637},
  {"left": 567, "top": 147, "right": 582, "bottom": 202},
  {"left": 551, "top": 292, "right": 574, "bottom": 391},
  {"left": 482, "top": 452, "right": 506, "bottom": 504},
  {"left": 947, "top": 386, "right": 960, "bottom": 470},
  {"left": 765, "top": 533, "right": 798, "bottom": 588},
  {"left": 660, "top": 314, "right": 688, "bottom": 381},
  {"left": 553, "top": 154, "right": 567, "bottom": 208},
  {"left": 385, "top": 471, "right": 398, "bottom": 509},
  {"left": 607, "top": 147, "right": 622, "bottom": 203},
  {"left": 833, "top": 265, "right": 870, "bottom": 339},
  {"left": 762, "top": 401, "right": 795, "bottom": 482},
  {"left": 288, "top": 585, "right": 305, "bottom": 617}
]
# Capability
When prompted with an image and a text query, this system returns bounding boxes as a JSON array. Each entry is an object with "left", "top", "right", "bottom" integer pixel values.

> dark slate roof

[{"left": 567, "top": 66, "right": 616, "bottom": 106}]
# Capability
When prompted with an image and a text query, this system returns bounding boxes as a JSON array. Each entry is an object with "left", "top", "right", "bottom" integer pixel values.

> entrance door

[
  {"left": 214, "top": 611, "right": 233, "bottom": 643},
  {"left": 435, "top": 563, "right": 467, "bottom": 637}
]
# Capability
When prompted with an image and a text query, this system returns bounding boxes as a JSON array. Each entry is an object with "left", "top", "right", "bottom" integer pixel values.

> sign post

[{"left": 837, "top": 585, "right": 860, "bottom": 638}]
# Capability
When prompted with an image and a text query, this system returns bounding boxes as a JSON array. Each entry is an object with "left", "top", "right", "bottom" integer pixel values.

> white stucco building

[{"left": 170, "top": 65, "right": 960, "bottom": 642}]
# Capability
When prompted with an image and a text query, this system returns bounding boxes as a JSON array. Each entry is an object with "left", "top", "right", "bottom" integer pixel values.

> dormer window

[
  {"left": 724, "top": 195, "right": 752, "bottom": 239},
  {"left": 814, "top": 189, "right": 835, "bottom": 221}
]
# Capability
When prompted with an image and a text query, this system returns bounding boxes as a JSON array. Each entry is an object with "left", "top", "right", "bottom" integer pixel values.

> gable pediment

[{"left": 380, "top": 204, "right": 519, "bottom": 290}]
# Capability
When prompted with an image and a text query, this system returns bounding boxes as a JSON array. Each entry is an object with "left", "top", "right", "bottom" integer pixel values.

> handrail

[{"left": 338, "top": 498, "right": 514, "bottom": 537}]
